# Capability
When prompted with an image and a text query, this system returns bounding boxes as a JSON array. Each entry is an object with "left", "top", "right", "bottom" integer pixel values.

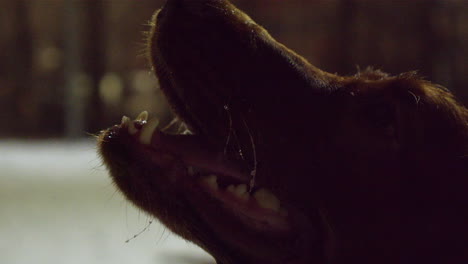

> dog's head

[{"left": 99, "top": 0, "right": 468, "bottom": 263}]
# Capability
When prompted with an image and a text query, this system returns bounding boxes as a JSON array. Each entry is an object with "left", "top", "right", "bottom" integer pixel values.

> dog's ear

[{"left": 147, "top": 0, "right": 339, "bottom": 142}]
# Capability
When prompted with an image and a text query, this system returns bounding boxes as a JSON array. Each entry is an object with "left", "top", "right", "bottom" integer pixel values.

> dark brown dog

[{"left": 98, "top": 0, "right": 468, "bottom": 263}]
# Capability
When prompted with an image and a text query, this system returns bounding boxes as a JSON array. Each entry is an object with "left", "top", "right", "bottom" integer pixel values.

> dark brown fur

[{"left": 99, "top": 0, "right": 468, "bottom": 263}]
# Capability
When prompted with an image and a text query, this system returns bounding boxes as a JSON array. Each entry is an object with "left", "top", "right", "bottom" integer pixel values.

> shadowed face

[{"left": 98, "top": 0, "right": 468, "bottom": 263}]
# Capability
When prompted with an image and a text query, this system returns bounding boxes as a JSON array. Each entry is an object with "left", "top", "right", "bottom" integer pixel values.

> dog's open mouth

[
  {"left": 103, "top": 111, "right": 290, "bottom": 231},
  {"left": 99, "top": 110, "right": 320, "bottom": 263}
]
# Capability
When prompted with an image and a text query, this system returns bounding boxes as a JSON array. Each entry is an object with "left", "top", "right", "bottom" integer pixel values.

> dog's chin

[{"left": 98, "top": 115, "right": 324, "bottom": 264}]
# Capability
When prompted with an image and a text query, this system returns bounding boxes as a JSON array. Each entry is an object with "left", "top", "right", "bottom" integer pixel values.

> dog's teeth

[
  {"left": 227, "top": 185, "right": 236, "bottom": 193},
  {"left": 226, "top": 184, "right": 249, "bottom": 201},
  {"left": 234, "top": 184, "right": 249, "bottom": 200},
  {"left": 201, "top": 175, "right": 218, "bottom": 190},
  {"left": 121, "top": 116, "right": 130, "bottom": 127},
  {"left": 139, "top": 118, "right": 159, "bottom": 145},
  {"left": 136, "top": 111, "right": 148, "bottom": 121},
  {"left": 181, "top": 129, "right": 193, "bottom": 135},
  {"left": 234, "top": 184, "right": 247, "bottom": 194},
  {"left": 253, "top": 188, "right": 280, "bottom": 212},
  {"left": 128, "top": 121, "right": 138, "bottom": 135}
]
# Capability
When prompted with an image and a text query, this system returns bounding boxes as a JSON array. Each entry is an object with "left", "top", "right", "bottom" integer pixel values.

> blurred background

[{"left": 0, "top": 0, "right": 467, "bottom": 263}]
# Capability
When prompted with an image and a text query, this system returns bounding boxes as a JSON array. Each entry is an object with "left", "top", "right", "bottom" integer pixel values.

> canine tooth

[
  {"left": 235, "top": 184, "right": 247, "bottom": 195},
  {"left": 121, "top": 116, "right": 130, "bottom": 126},
  {"left": 226, "top": 185, "right": 236, "bottom": 193},
  {"left": 234, "top": 184, "right": 247, "bottom": 195},
  {"left": 136, "top": 111, "right": 148, "bottom": 121},
  {"left": 227, "top": 184, "right": 249, "bottom": 201},
  {"left": 139, "top": 118, "right": 159, "bottom": 145},
  {"left": 234, "top": 184, "right": 249, "bottom": 201},
  {"left": 128, "top": 121, "right": 138, "bottom": 135},
  {"left": 182, "top": 129, "right": 193, "bottom": 135},
  {"left": 201, "top": 175, "right": 218, "bottom": 189},
  {"left": 253, "top": 188, "right": 280, "bottom": 212}
]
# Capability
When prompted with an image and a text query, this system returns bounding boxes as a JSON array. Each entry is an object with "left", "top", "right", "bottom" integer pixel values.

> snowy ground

[{"left": 0, "top": 140, "right": 213, "bottom": 264}]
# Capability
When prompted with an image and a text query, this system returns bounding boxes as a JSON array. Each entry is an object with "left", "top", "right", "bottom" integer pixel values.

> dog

[{"left": 98, "top": 0, "right": 468, "bottom": 263}]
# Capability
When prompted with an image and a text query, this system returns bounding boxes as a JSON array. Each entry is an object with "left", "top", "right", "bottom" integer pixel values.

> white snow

[{"left": 0, "top": 140, "right": 213, "bottom": 264}]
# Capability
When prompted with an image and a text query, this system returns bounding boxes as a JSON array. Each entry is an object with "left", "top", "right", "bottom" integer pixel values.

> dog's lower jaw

[{"left": 98, "top": 119, "right": 327, "bottom": 264}]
